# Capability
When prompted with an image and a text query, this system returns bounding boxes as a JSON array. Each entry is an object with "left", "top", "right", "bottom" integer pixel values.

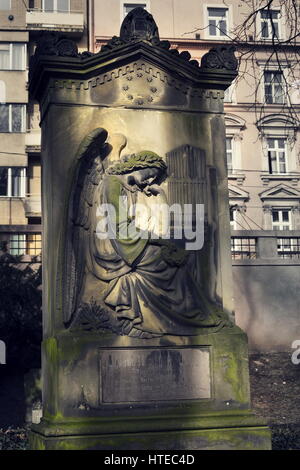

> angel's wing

[{"left": 60, "top": 128, "right": 109, "bottom": 325}]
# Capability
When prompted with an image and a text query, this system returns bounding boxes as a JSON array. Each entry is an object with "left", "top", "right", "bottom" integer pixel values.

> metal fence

[
  {"left": 231, "top": 232, "right": 300, "bottom": 260},
  {"left": 0, "top": 231, "right": 42, "bottom": 261},
  {"left": 1, "top": 231, "right": 300, "bottom": 262},
  {"left": 231, "top": 236, "right": 257, "bottom": 260},
  {"left": 277, "top": 237, "right": 300, "bottom": 259}
]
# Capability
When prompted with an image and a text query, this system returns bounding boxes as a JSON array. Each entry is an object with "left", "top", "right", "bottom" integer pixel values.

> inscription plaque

[{"left": 99, "top": 348, "right": 211, "bottom": 404}]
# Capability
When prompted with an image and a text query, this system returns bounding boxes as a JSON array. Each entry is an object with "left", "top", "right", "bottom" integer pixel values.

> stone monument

[{"left": 29, "top": 8, "right": 271, "bottom": 450}]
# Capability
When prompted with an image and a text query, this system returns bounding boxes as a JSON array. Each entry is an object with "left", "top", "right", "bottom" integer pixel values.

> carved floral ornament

[
  {"left": 30, "top": 7, "right": 238, "bottom": 76},
  {"left": 201, "top": 46, "right": 238, "bottom": 71},
  {"left": 257, "top": 114, "right": 299, "bottom": 147},
  {"left": 232, "top": 133, "right": 244, "bottom": 142}
]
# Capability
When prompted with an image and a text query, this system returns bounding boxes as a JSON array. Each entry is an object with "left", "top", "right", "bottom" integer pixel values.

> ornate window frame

[
  {"left": 228, "top": 184, "right": 249, "bottom": 231},
  {"left": 259, "top": 183, "right": 300, "bottom": 229},
  {"left": 225, "top": 113, "right": 246, "bottom": 184},
  {"left": 256, "top": 114, "right": 299, "bottom": 185}
]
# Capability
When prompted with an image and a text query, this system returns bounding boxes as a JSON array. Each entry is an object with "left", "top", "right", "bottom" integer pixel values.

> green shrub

[{"left": 0, "top": 254, "right": 42, "bottom": 370}]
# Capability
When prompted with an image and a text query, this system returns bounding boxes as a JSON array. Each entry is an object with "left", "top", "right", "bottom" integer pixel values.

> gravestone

[{"left": 29, "top": 8, "right": 271, "bottom": 450}]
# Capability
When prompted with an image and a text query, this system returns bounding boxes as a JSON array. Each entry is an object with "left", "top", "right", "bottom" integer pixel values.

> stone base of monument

[{"left": 30, "top": 325, "right": 271, "bottom": 450}]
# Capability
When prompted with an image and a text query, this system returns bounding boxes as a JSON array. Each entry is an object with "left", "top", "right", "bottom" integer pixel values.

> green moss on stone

[
  {"left": 224, "top": 352, "right": 247, "bottom": 404},
  {"left": 30, "top": 426, "right": 271, "bottom": 450},
  {"left": 45, "top": 337, "right": 59, "bottom": 363}
]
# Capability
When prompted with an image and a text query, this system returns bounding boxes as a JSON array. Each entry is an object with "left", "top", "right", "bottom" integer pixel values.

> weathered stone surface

[
  {"left": 30, "top": 328, "right": 272, "bottom": 449},
  {"left": 30, "top": 425, "right": 272, "bottom": 450},
  {"left": 28, "top": 7, "right": 271, "bottom": 450},
  {"left": 99, "top": 348, "right": 211, "bottom": 403}
]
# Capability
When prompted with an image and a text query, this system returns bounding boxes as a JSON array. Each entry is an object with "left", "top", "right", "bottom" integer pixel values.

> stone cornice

[{"left": 29, "top": 39, "right": 237, "bottom": 102}]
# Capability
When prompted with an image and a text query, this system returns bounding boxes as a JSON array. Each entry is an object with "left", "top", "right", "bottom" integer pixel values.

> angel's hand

[{"left": 146, "top": 184, "right": 164, "bottom": 196}]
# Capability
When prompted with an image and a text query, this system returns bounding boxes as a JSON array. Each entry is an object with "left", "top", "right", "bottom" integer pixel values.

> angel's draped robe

[{"left": 86, "top": 174, "right": 224, "bottom": 336}]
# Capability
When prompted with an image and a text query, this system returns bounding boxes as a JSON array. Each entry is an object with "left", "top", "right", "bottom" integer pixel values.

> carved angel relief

[{"left": 60, "top": 128, "right": 229, "bottom": 338}]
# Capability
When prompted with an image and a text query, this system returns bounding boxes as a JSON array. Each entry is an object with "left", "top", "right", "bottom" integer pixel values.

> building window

[
  {"left": 26, "top": 233, "right": 42, "bottom": 256},
  {"left": 0, "top": 43, "right": 26, "bottom": 71},
  {"left": 260, "top": 9, "right": 280, "bottom": 39},
  {"left": 9, "top": 234, "right": 26, "bottom": 256},
  {"left": 0, "top": 104, "right": 26, "bottom": 133},
  {"left": 231, "top": 236, "right": 257, "bottom": 259},
  {"left": 267, "top": 138, "right": 287, "bottom": 174},
  {"left": 0, "top": 167, "right": 26, "bottom": 197},
  {"left": 277, "top": 237, "right": 300, "bottom": 258},
  {"left": 272, "top": 209, "right": 292, "bottom": 230},
  {"left": 43, "top": 0, "right": 70, "bottom": 12},
  {"left": 0, "top": 0, "right": 11, "bottom": 10},
  {"left": 123, "top": 3, "right": 146, "bottom": 17},
  {"left": 207, "top": 7, "right": 228, "bottom": 37},
  {"left": 230, "top": 206, "right": 236, "bottom": 229},
  {"left": 226, "top": 137, "right": 233, "bottom": 174},
  {"left": 1, "top": 233, "right": 41, "bottom": 256},
  {"left": 264, "top": 71, "right": 284, "bottom": 104},
  {"left": 8, "top": 233, "right": 42, "bottom": 256}
]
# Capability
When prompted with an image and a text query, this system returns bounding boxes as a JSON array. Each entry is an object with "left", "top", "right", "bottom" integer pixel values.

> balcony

[
  {"left": 24, "top": 195, "right": 42, "bottom": 217},
  {"left": 231, "top": 230, "right": 300, "bottom": 262},
  {"left": 26, "top": 9, "right": 84, "bottom": 34}
]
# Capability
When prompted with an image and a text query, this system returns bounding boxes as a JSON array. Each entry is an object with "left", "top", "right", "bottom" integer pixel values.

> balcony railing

[
  {"left": 231, "top": 236, "right": 257, "bottom": 260},
  {"left": 0, "top": 228, "right": 42, "bottom": 262},
  {"left": 231, "top": 231, "right": 300, "bottom": 261},
  {"left": 277, "top": 237, "right": 300, "bottom": 259},
  {"left": 26, "top": 8, "right": 84, "bottom": 33}
]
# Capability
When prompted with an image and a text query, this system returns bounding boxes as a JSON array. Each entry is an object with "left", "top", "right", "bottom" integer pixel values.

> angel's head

[{"left": 106, "top": 151, "right": 167, "bottom": 192}]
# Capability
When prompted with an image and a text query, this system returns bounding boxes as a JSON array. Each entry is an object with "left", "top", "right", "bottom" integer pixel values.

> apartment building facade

[
  {"left": 0, "top": 0, "right": 87, "bottom": 258},
  {"left": 1, "top": 1, "right": 299, "bottom": 256},
  {"left": 92, "top": 0, "right": 300, "bottom": 235},
  {"left": 89, "top": 1, "right": 300, "bottom": 350},
  {"left": 1, "top": 1, "right": 299, "bottom": 348}
]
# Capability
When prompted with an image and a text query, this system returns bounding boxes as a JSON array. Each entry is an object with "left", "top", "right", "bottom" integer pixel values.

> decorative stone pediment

[
  {"left": 33, "top": 57, "right": 231, "bottom": 115},
  {"left": 225, "top": 113, "right": 246, "bottom": 130},
  {"left": 29, "top": 9, "right": 237, "bottom": 113},
  {"left": 256, "top": 114, "right": 299, "bottom": 132},
  {"left": 259, "top": 183, "right": 300, "bottom": 200},
  {"left": 228, "top": 184, "right": 249, "bottom": 200}
]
